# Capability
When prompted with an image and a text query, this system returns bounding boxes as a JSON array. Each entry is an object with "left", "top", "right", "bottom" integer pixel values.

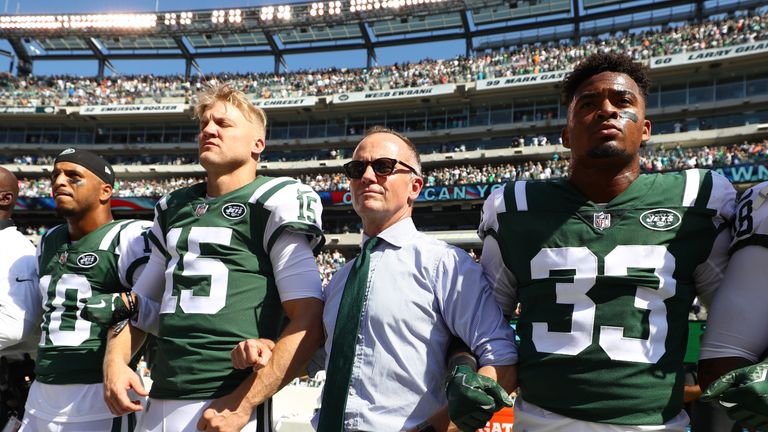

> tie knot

[{"left": 363, "top": 236, "right": 380, "bottom": 253}]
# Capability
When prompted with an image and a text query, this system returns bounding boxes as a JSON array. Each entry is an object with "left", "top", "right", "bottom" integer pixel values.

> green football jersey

[
  {"left": 146, "top": 176, "right": 324, "bottom": 400},
  {"left": 479, "top": 170, "right": 735, "bottom": 425},
  {"left": 730, "top": 181, "right": 768, "bottom": 253},
  {"left": 35, "top": 219, "right": 152, "bottom": 384}
]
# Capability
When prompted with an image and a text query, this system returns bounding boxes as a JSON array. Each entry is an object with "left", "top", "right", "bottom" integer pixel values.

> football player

[
  {"left": 20, "top": 148, "right": 151, "bottom": 432},
  {"left": 99, "top": 84, "right": 325, "bottom": 432},
  {"left": 698, "top": 180, "right": 768, "bottom": 429},
  {"left": 0, "top": 167, "right": 39, "bottom": 429},
  {"left": 474, "top": 52, "right": 735, "bottom": 431}
]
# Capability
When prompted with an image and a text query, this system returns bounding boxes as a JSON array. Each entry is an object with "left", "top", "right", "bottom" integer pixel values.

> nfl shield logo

[
  {"left": 58, "top": 251, "right": 68, "bottom": 265},
  {"left": 195, "top": 203, "right": 209, "bottom": 217},
  {"left": 593, "top": 212, "right": 611, "bottom": 230}
]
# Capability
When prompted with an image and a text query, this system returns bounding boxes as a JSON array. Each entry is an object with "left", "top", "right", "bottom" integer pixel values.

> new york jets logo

[
  {"left": 640, "top": 209, "right": 682, "bottom": 231},
  {"left": 77, "top": 253, "right": 99, "bottom": 268},
  {"left": 221, "top": 203, "right": 246, "bottom": 220}
]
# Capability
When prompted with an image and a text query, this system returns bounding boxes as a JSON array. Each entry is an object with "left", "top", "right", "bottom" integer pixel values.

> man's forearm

[
  {"left": 233, "top": 298, "right": 324, "bottom": 408},
  {"left": 482, "top": 364, "right": 517, "bottom": 394},
  {"left": 105, "top": 320, "right": 147, "bottom": 367}
]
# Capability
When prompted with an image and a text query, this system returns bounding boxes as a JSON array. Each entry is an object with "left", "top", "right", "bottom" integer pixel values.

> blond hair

[{"left": 194, "top": 84, "right": 267, "bottom": 131}]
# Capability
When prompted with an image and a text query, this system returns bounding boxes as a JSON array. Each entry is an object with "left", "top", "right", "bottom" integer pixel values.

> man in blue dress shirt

[
  {"left": 233, "top": 126, "right": 517, "bottom": 431},
  {"left": 317, "top": 126, "right": 517, "bottom": 431}
]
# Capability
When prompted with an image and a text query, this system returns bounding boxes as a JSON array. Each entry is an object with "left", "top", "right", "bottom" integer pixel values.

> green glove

[
  {"left": 79, "top": 292, "right": 134, "bottom": 327},
  {"left": 445, "top": 365, "right": 514, "bottom": 432},
  {"left": 701, "top": 361, "right": 768, "bottom": 429}
]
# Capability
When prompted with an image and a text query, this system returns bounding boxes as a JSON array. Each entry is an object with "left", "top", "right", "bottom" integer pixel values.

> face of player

[
  {"left": 350, "top": 133, "right": 423, "bottom": 237},
  {"left": 562, "top": 71, "right": 651, "bottom": 166},
  {"left": 198, "top": 101, "right": 264, "bottom": 174},
  {"left": 51, "top": 161, "right": 111, "bottom": 218}
]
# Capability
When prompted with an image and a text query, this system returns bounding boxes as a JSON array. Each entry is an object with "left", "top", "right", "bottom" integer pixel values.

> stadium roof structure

[{"left": 0, "top": 0, "right": 762, "bottom": 77}]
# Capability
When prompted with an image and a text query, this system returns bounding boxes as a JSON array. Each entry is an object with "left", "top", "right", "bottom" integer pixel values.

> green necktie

[{"left": 317, "top": 236, "right": 381, "bottom": 432}]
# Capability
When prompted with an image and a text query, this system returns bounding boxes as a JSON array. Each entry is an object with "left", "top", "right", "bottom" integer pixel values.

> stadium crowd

[
  {"left": 14, "top": 141, "right": 768, "bottom": 197},
  {"left": 639, "top": 140, "right": 767, "bottom": 172},
  {"left": 0, "top": 10, "right": 764, "bottom": 106},
  {"left": 4, "top": 154, "right": 197, "bottom": 166},
  {"left": 0, "top": 134, "right": 556, "bottom": 166},
  {"left": 316, "top": 249, "right": 347, "bottom": 287}
]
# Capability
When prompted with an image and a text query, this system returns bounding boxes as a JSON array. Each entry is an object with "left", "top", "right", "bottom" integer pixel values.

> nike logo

[
  {"left": 15, "top": 277, "right": 32, "bottom": 282},
  {"left": 90, "top": 299, "right": 107, "bottom": 308}
]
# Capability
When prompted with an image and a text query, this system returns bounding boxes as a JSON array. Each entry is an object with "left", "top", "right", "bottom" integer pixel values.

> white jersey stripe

[
  {"left": 98, "top": 220, "right": 133, "bottom": 250},
  {"left": 157, "top": 195, "right": 169, "bottom": 211},
  {"left": 515, "top": 181, "right": 528, "bottom": 212},
  {"left": 682, "top": 169, "right": 700, "bottom": 207},
  {"left": 249, "top": 177, "right": 293, "bottom": 204}
]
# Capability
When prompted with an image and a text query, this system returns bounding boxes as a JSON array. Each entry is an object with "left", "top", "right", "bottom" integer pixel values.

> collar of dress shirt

[{"left": 360, "top": 217, "right": 416, "bottom": 249}]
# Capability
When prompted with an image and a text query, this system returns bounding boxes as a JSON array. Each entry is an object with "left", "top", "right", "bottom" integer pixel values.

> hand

[
  {"left": 103, "top": 359, "right": 148, "bottom": 416},
  {"left": 231, "top": 338, "right": 275, "bottom": 371},
  {"left": 701, "top": 361, "right": 768, "bottom": 429},
  {"left": 196, "top": 393, "right": 253, "bottom": 432},
  {"left": 445, "top": 365, "right": 513, "bottom": 432},
  {"left": 80, "top": 292, "right": 133, "bottom": 327}
]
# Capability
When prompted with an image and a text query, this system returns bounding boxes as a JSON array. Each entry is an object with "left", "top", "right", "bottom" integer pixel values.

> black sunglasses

[{"left": 343, "top": 157, "right": 420, "bottom": 179}]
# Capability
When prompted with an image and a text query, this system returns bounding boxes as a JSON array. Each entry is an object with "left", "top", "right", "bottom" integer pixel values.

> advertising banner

[
  {"left": 650, "top": 41, "right": 768, "bottom": 69},
  {"left": 332, "top": 84, "right": 455, "bottom": 104},
  {"left": 253, "top": 97, "right": 318, "bottom": 109},
  {"left": 475, "top": 70, "right": 570, "bottom": 90},
  {"left": 0, "top": 106, "right": 56, "bottom": 114},
  {"left": 80, "top": 104, "right": 187, "bottom": 115}
]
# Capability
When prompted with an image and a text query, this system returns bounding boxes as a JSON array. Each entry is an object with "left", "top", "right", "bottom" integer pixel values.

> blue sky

[{"left": 0, "top": 0, "right": 466, "bottom": 76}]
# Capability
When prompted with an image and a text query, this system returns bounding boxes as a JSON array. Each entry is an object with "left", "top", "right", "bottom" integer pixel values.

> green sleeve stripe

[
  {"left": 146, "top": 231, "right": 168, "bottom": 257},
  {"left": 266, "top": 223, "right": 325, "bottom": 255},
  {"left": 482, "top": 227, "right": 500, "bottom": 241},
  {"left": 730, "top": 234, "right": 768, "bottom": 255},
  {"left": 693, "top": 170, "right": 713, "bottom": 210},
  {"left": 125, "top": 256, "right": 150, "bottom": 287},
  {"left": 503, "top": 181, "right": 518, "bottom": 212},
  {"left": 252, "top": 179, "right": 297, "bottom": 210}
]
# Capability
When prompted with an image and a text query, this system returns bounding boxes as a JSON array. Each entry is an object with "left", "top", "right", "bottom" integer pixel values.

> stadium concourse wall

[
  {"left": 10, "top": 159, "right": 767, "bottom": 248},
  {"left": 10, "top": 160, "right": 768, "bottom": 214}
]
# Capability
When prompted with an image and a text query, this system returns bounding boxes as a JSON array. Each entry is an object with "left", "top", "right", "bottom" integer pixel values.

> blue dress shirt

[{"left": 319, "top": 218, "right": 517, "bottom": 431}]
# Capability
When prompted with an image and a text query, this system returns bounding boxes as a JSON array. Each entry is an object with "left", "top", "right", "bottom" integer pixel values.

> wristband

[
  {"left": 447, "top": 352, "right": 478, "bottom": 372},
  {"left": 124, "top": 292, "right": 137, "bottom": 318}
]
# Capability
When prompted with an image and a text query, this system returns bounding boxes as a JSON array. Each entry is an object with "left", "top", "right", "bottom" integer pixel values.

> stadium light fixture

[
  {"left": 260, "top": 5, "right": 291, "bottom": 22},
  {"left": 277, "top": 5, "right": 292, "bottom": 20},
  {"left": 349, "top": 0, "right": 447, "bottom": 13},
  {"left": 163, "top": 12, "right": 193, "bottom": 26},
  {"left": 180, "top": 12, "right": 193, "bottom": 25},
  {"left": 227, "top": 9, "right": 243, "bottom": 24},
  {"left": 0, "top": 13, "right": 156, "bottom": 30},
  {"left": 260, "top": 6, "right": 275, "bottom": 21},
  {"left": 310, "top": 1, "right": 342, "bottom": 17},
  {"left": 211, "top": 10, "right": 227, "bottom": 24}
]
